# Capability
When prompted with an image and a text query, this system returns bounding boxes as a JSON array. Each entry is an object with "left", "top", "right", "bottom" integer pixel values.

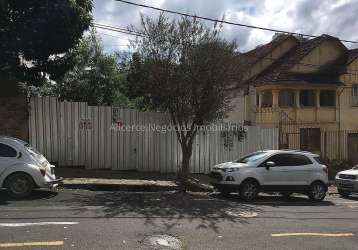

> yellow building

[{"left": 229, "top": 34, "right": 358, "bottom": 162}]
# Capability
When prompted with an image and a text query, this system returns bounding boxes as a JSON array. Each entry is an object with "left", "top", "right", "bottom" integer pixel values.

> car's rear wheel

[
  {"left": 5, "top": 173, "right": 34, "bottom": 199},
  {"left": 240, "top": 180, "right": 259, "bottom": 201},
  {"left": 308, "top": 182, "right": 327, "bottom": 201},
  {"left": 338, "top": 189, "right": 351, "bottom": 198}
]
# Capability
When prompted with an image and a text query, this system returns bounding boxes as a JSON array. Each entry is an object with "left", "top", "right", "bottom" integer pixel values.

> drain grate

[{"left": 141, "top": 234, "right": 183, "bottom": 249}]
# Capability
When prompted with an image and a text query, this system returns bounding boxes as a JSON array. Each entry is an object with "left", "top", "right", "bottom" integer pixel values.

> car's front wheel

[
  {"left": 308, "top": 182, "right": 327, "bottom": 201},
  {"left": 338, "top": 189, "right": 351, "bottom": 198},
  {"left": 5, "top": 173, "right": 34, "bottom": 199},
  {"left": 240, "top": 180, "right": 259, "bottom": 201}
]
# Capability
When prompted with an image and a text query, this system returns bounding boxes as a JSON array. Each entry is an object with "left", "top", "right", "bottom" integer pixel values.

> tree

[
  {"left": 0, "top": 0, "right": 92, "bottom": 95},
  {"left": 126, "top": 14, "right": 242, "bottom": 182},
  {"left": 55, "top": 29, "right": 132, "bottom": 106}
]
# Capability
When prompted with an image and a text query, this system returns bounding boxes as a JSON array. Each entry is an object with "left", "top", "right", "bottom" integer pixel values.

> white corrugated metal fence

[{"left": 29, "top": 97, "right": 279, "bottom": 173}]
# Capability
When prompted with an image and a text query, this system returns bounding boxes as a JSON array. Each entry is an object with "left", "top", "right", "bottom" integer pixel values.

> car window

[
  {"left": 235, "top": 152, "right": 268, "bottom": 163},
  {"left": 292, "top": 154, "right": 313, "bottom": 165},
  {"left": 313, "top": 156, "right": 323, "bottom": 164},
  {"left": 0, "top": 143, "right": 17, "bottom": 157},
  {"left": 265, "top": 153, "right": 312, "bottom": 167}
]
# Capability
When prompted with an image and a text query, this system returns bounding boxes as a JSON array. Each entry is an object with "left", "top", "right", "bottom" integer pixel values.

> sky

[{"left": 93, "top": 0, "right": 358, "bottom": 54}]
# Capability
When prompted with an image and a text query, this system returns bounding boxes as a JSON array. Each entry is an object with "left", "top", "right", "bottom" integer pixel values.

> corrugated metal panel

[{"left": 29, "top": 97, "right": 279, "bottom": 173}]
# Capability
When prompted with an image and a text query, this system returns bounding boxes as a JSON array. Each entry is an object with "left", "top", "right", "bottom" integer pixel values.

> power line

[
  {"left": 93, "top": 23, "right": 358, "bottom": 74},
  {"left": 94, "top": 23, "right": 143, "bottom": 36},
  {"left": 94, "top": 24, "right": 143, "bottom": 37},
  {"left": 103, "top": 41, "right": 131, "bottom": 46},
  {"left": 112, "top": 0, "right": 358, "bottom": 44},
  {"left": 96, "top": 31, "right": 132, "bottom": 41}
]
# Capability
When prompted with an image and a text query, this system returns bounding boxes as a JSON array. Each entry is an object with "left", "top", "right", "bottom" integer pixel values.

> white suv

[
  {"left": 210, "top": 150, "right": 328, "bottom": 201},
  {"left": 335, "top": 166, "right": 358, "bottom": 197}
]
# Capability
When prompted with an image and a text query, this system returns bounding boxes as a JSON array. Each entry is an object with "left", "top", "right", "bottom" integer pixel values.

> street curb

[
  {"left": 60, "top": 183, "right": 179, "bottom": 192},
  {"left": 60, "top": 182, "right": 336, "bottom": 194}
]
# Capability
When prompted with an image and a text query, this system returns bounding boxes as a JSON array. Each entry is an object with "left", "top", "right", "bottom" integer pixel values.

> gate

[
  {"left": 348, "top": 133, "right": 358, "bottom": 163},
  {"left": 278, "top": 110, "right": 300, "bottom": 149}
]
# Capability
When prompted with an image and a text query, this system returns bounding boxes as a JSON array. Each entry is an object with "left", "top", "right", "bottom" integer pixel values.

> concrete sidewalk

[
  {"left": 57, "top": 168, "right": 213, "bottom": 192},
  {"left": 62, "top": 178, "right": 179, "bottom": 191},
  {"left": 57, "top": 167, "right": 338, "bottom": 193},
  {"left": 56, "top": 167, "right": 178, "bottom": 191}
]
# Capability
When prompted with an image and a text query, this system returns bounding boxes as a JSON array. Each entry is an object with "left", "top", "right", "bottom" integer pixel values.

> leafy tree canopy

[
  {"left": 126, "top": 14, "right": 243, "bottom": 179},
  {"left": 54, "top": 29, "right": 134, "bottom": 107},
  {"left": 0, "top": 0, "right": 92, "bottom": 94}
]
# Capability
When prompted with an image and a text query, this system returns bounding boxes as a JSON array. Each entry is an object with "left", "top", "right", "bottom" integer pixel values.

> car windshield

[{"left": 234, "top": 152, "right": 268, "bottom": 163}]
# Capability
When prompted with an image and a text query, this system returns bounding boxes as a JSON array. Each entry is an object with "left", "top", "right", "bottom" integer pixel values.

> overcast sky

[{"left": 93, "top": 0, "right": 358, "bottom": 54}]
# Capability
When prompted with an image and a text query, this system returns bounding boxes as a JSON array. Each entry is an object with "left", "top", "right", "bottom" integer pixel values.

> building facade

[{"left": 228, "top": 34, "right": 358, "bottom": 162}]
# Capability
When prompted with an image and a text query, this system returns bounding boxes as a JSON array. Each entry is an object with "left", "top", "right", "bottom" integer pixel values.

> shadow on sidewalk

[{"left": 59, "top": 191, "right": 260, "bottom": 232}]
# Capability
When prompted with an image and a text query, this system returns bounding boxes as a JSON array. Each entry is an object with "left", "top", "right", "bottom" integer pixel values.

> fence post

[
  {"left": 324, "top": 131, "right": 327, "bottom": 159},
  {"left": 338, "top": 130, "right": 341, "bottom": 160}
]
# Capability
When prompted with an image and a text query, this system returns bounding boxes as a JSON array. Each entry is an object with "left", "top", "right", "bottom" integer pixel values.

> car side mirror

[
  {"left": 17, "top": 152, "right": 22, "bottom": 158},
  {"left": 265, "top": 161, "right": 275, "bottom": 170}
]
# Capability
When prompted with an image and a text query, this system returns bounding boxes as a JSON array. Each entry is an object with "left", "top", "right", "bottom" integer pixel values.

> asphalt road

[{"left": 1, "top": 189, "right": 358, "bottom": 250}]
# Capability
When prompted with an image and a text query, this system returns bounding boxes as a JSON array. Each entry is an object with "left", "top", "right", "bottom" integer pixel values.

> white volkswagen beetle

[{"left": 0, "top": 136, "right": 62, "bottom": 198}]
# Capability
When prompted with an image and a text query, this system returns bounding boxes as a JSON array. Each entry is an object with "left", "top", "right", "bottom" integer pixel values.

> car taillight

[{"left": 323, "top": 166, "right": 328, "bottom": 174}]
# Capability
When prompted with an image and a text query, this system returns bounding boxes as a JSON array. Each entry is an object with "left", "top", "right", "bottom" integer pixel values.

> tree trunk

[{"left": 178, "top": 142, "right": 193, "bottom": 192}]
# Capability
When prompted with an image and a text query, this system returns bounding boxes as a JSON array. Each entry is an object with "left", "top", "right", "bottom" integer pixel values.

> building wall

[
  {"left": 226, "top": 90, "right": 247, "bottom": 123},
  {"left": 339, "top": 58, "right": 358, "bottom": 130},
  {"left": 226, "top": 86, "right": 257, "bottom": 124},
  {"left": 227, "top": 38, "right": 358, "bottom": 160},
  {"left": 227, "top": 37, "right": 298, "bottom": 124},
  {"left": 243, "top": 37, "right": 298, "bottom": 82},
  {"left": 231, "top": 40, "right": 349, "bottom": 128},
  {"left": 0, "top": 96, "right": 29, "bottom": 141},
  {"left": 289, "top": 39, "right": 346, "bottom": 73}
]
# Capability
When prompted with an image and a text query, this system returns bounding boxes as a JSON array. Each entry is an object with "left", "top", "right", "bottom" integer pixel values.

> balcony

[{"left": 255, "top": 89, "right": 337, "bottom": 124}]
